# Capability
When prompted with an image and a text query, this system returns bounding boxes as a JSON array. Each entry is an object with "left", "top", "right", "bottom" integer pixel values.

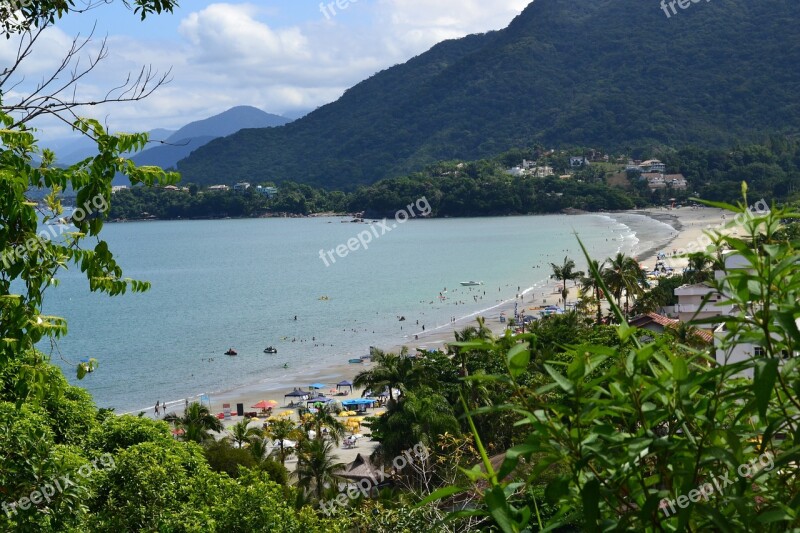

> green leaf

[
  {"left": 415, "top": 485, "right": 465, "bottom": 507},
  {"left": 754, "top": 358, "right": 779, "bottom": 418},
  {"left": 506, "top": 343, "right": 530, "bottom": 378},
  {"left": 581, "top": 478, "right": 600, "bottom": 528},
  {"left": 544, "top": 364, "right": 575, "bottom": 393}
]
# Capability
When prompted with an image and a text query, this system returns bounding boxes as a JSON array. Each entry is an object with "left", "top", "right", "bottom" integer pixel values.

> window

[{"left": 754, "top": 346, "right": 765, "bottom": 357}]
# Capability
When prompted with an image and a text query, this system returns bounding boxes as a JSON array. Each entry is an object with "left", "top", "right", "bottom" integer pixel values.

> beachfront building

[
  {"left": 641, "top": 173, "right": 667, "bottom": 190},
  {"left": 673, "top": 282, "right": 728, "bottom": 328},
  {"left": 714, "top": 318, "right": 800, "bottom": 378},
  {"left": 256, "top": 185, "right": 278, "bottom": 198}
]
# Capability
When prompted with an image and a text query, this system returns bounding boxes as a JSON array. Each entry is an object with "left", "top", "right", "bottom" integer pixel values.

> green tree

[
  {"left": 579, "top": 258, "right": 607, "bottom": 324},
  {"left": 164, "top": 401, "right": 223, "bottom": 443},
  {"left": 294, "top": 438, "right": 345, "bottom": 502},
  {"left": 301, "top": 404, "right": 346, "bottom": 445},
  {"left": 550, "top": 256, "right": 584, "bottom": 304},
  {"left": 227, "top": 418, "right": 262, "bottom": 449},
  {"left": 266, "top": 418, "right": 299, "bottom": 466},
  {"left": 603, "top": 252, "right": 647, "bottom": 317}
]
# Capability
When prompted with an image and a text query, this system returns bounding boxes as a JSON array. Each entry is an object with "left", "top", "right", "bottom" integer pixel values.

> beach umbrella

[
  {"left": 273, "top": 439, "right": 296, "bottom": 448},
  {"left": 252, "top": 400, "right": 278, "bottom": 410},
  {"left": 309, "top": 383, "right": 327, "bottom": 390},
  {"left": 279, "top": 411, "right": 293, "bottom": 417},
  {"left": 248, "top": 417, "right": 261, "bottom": 424}
]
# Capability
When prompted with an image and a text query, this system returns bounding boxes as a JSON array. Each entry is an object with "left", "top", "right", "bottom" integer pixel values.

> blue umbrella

[{"left": 309, "top": 383, "right": 327, "bottom": 390}]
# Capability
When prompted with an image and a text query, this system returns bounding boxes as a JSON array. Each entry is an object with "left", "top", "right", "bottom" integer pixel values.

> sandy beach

[{"left": 148, "top": 206, "right": 734, "bottom": 467}]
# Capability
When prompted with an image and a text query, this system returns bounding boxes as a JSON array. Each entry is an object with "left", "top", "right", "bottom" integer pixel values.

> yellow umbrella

[
  {"left": 279, "top": 411, "right": 293, "bottom": 417},
  {"left": 248, "top": 417, "right": 261, "bottom": 424}
]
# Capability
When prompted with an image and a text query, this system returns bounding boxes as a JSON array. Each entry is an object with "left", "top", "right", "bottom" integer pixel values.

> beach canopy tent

[
  {"left": 272, "top": 439, "right": 296, "bottom": 448},
  {"left": 309, "top": 383, "right": 327, "bottom": 390},
  {"left": 284, "top": 389, "right": 309, "bottom": 403},
  {"left": 336, "top": 380, "right": 353, "bottom": 393},
  {"left": 306, "top": 397, "right": 332, "bottom": 405},
  {"left": 342, "top": 398, "right": 377, "bottom": 408}
]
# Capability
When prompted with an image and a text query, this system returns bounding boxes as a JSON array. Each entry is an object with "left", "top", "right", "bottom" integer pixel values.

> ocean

[{"left": 42, "top": 213, "right": 676, "bottom": 412}]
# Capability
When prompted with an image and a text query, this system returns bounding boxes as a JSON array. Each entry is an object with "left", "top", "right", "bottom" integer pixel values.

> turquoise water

[{"left": 43, "top": 214, "right": 673, "bottom": 412}]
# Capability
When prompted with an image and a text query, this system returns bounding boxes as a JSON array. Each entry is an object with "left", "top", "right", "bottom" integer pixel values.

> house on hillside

[
  {"left": 256, "top": 186, "right": 278, "bottom": 198},
  {"left": 233, "top": 182, "right": 251, "bottom": 193},
  {"left": 664, "top": 173, "right": 688, "bottom": 190},
  {"left": 641, "top": 172, "right": 666, "bottom": 190},
  {"left": 673, "top": 282, "right": 728, "bottom": 328},
  {"left": 207, "top": 185, "right": 230, "bottom": 192},
  {"left": 714, "top": 318, "right": 800, "bottom": 378},
  {"left": 640, "top": 159, "right": 666, "bottom": 173},
  {"left": 570, "top": 156, "right": 588, "bottom": 167}
]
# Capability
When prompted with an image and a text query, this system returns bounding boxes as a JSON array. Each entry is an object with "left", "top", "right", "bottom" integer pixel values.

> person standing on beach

[{"left": 155, "top": 401, "right": 160, "bottom": 416}]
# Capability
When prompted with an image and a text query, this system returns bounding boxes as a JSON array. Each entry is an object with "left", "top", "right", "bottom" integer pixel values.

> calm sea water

[{"left": 42, "top": 214, "right": 674, "bottom": 412}]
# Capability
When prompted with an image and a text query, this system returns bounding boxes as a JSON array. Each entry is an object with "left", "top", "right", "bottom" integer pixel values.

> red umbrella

[{"left": 252, "top": 400, "right": 278, "bottom": 410}]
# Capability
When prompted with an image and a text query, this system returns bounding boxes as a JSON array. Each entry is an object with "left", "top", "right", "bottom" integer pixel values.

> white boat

[{"left": 460, "top": 281, "right": 484, "bottom": 286}]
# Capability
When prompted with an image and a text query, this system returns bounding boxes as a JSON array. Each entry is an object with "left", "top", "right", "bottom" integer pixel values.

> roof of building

[
  {"left": 338, "top": 453, "right": 385, "bottom": 481},
  {"left": 629, "top": 312, "right": 713, "bottom": 344}
]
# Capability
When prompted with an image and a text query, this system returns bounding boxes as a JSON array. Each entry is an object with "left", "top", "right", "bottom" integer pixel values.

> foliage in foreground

[{"left": 431, "top": 192, "right": 800, "bottom": 531}]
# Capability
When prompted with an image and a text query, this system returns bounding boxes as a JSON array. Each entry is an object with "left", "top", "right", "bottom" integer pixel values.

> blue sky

[{"left": 2, "top": 1, "right": 530, "bottom": 140}]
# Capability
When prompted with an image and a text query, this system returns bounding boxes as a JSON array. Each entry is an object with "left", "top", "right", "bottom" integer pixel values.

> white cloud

[{"left": 11, "top": 0, "right": 530, "bottom": 140}]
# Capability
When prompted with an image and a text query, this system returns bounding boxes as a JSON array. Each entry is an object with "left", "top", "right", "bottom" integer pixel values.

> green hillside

[{"left": 177, "top": 0, "right": 800, "bottom": 189}]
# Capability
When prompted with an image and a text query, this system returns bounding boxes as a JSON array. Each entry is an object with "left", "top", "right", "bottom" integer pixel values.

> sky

[{"left": 1, "top": 1, "right": 530, "bottom": 142}]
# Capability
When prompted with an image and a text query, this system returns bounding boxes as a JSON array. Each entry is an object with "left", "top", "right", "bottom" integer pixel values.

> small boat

[
  {"left": 225, "top": 348, "right": 238, "bottom": 356},
  {"left": 460, "top": 281, "right": 484, "bottom": 287},
  {"left": 348, "top": 358, "right": 363, "bottom": 364},
  {"left": 264, "top": 346, "right": 277, "bottom": 354}
]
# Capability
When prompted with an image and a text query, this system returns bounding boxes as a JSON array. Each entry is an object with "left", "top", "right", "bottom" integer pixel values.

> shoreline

[{"left": 126, "top": 207, "right": 731, "bottom": 420}]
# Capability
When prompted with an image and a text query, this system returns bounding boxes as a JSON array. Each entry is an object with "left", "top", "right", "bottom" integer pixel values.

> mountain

[
  {"left": 130, "top": 106, "right": 291, "bottom": 171},
  {"left": 177, "top": 0, "right": 800, "bottom": 190},
  {"left": 164, "top": 105, "right": 290, "bottom": 143}
]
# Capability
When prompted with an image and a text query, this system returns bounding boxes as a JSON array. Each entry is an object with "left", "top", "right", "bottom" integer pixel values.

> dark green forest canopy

[{"left": 113, "top": 138, "right": 800, "bottom": 220}]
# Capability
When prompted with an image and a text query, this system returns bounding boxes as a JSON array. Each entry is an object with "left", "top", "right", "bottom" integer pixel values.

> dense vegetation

[
  {"left": 113, "top": 138, "right": 800, "bottom": 220},
  {"left": 178, "top": 0, "right": 800, "bottom": 189}
]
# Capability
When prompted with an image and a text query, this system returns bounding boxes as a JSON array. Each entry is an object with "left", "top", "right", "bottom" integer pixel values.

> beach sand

[{"left": 151, "top": 206, "right": 734, "bottom": 466}]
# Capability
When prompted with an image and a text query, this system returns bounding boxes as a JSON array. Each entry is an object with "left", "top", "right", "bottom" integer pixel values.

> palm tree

[
  {"left": 163, "top": 402, "right": 223, "bottom": 443},
  {"left": 265, "top": 418, "right": 298, "bottom": 466},
  {"left": 353, "top": 348, "right": 428, "bottom": 402},
  {"left": 294, "top": 438, "right": 345, "bottom": 501},
  {"left": 603, "top": 252, "right": 648, "bottom": 317},
  {"left": 451, "top": 316, "right": 494, "bottom": 376},
  {"left": 301, "top": 404, "right": 346, "bottom": 445},
  {"left": 227, "top": 418, "right": 262, "bottom": 449},
  {"left": 248, "top": 435, "right": 269, "bottom": 463},
  {"left": 551, "top": 256, "right": 584, "bottom": 305},
  {"left": 580, "top": 259, "right": 607, "bottom": 324}
]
